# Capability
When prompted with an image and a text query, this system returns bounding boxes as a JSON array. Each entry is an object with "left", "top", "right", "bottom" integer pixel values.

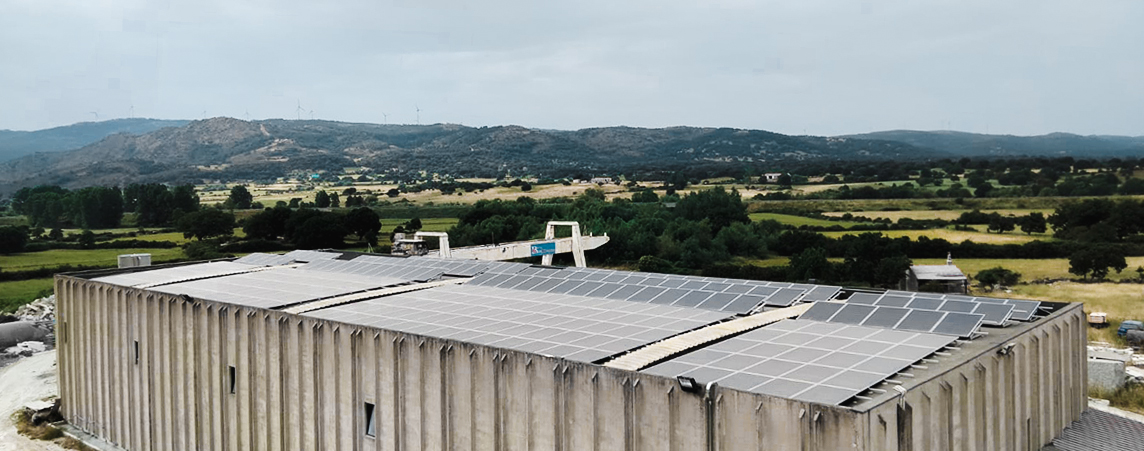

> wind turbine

[
  {"left": 89, "top": 111, "right": 99, "bottom": 120},
  {"left": 129, "top": 105, "right": 134, "bottom": 118},
  {"left": 309, "top": 110, "right": 314, "bottom": 120},
  {"left": 382, "top": 113, "right": 388, "bottom": 124},
  {"left": 296, "top": 100, "right": 304, "bottom": 120},
  {"left": 415, "top": 105, "right": 421, "bottom": 125}
]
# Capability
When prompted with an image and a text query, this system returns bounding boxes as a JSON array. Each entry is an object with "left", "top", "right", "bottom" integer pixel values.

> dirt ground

[{"left": 0, "top": 350, "right": 65, "bottom": 451}]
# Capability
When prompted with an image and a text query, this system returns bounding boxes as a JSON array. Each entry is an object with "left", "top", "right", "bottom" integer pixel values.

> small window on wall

[
  {"left": 229, "top": 366, "right": 237, "bottom": 394},
  {"left": 134, "top": 341, "right": 140, "bottom": 364},
  {"left": 364, "top": 402, "right": 376, "bottom": 437}
]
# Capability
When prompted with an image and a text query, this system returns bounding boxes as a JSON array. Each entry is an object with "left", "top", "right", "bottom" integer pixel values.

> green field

[
  {"left": 1002, "top": 282, "right": 1144, "bottom": 345},
  {"left": 822, "top": 209, "right": 1053, "bottom": 223},
  {"left": 0, "top": 248, "right": 186, "bottom": 272},
  {"left": 916, "top": 257, "right": 1144, "bottom": 282},
  {"left": 748, "top": 213, "right": 870, "bottom": 228},
  {"left": 0, "top": 278, "right": 54, "bottom": 313},
  {"left": 821, "top": 228, "right": 1047, "bottom": 244}
]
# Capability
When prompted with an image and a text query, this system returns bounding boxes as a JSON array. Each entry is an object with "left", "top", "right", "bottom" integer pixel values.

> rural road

[{"left": 0, "top": 350, "right": 65, "bottom": 451}]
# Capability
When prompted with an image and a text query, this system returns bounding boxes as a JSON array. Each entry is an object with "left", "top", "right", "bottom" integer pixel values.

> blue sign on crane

[{"left": 529, "top": 242, "right": 556, "bottom": 256}]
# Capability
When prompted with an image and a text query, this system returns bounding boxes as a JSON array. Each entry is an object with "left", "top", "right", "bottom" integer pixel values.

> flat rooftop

[{"left": 88, "top": 250, "right": 1067, "bottom": 408}]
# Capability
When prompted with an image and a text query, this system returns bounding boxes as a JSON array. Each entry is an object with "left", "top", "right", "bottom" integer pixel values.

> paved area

[{"left": 0, "top": 350, "right": 65, "bottom": 451}]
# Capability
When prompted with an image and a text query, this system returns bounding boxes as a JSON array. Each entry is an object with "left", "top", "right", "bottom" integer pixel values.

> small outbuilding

[{"left": 901, "top": 254, "right": 969, "bottom": 293}]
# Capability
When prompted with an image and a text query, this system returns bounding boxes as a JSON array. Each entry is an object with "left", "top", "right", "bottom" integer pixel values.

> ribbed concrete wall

[
  {"left": 56, "top": 276, "right": 865, "bottom": 451},
  {"left": 861, "top": 304, "right": 1087, "bottom": 451}
]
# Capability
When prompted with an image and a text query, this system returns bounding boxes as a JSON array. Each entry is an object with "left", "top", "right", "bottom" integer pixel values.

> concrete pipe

[{"left": 0, "top": 321, "right": 48, "bottom": 349}]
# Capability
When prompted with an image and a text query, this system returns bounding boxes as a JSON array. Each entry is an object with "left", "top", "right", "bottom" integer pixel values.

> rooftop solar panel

[
  {"left": 845, "top": 293, "right": 882, "bottom": 305},
  {"left": 799, "top": 302, "right": 845, "bottom": 322},
  {"left": 763, "top": 288, "right": 806, "bottom": 307},
  {"left": 930, "top": 312, "right": 985, "bottom": 338},
  {"left": 800, "top": 285, "right": 843, "bottom": 302},
  {"left": 302, "top": 284, "right": 728, "bottom": 363},
  {"left": 831, "top": 304, "right": 877, "bottom": 325},
  {"left": 861, "top": 307, "right": 910, "bottom": 329},
  {"left": 971, "top": 303, "right": 1014, "bottom": 325},
  {"left": 896, "top": 310, "right": 945, "bottom": 333},
  {"left": 642, "top": 319, "right": 956, "bottom": 406}
]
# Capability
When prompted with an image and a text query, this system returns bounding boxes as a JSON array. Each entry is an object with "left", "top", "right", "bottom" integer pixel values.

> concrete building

[{"left": 56, "top": 250, "right": 1085, "bottom": 451}]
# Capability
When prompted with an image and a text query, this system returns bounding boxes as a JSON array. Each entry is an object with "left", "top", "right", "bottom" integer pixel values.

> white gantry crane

[{"left": 391, "top": 221, "right": 608, "bottom": 267}]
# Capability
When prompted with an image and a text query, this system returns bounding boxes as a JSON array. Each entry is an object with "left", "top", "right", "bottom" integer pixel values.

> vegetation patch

[
  {"left": 0, "top": 278, "right": 55, "bottom": 313},
  {"left": 1089, "top": 385, "right": 1144, "bottom": 416}
]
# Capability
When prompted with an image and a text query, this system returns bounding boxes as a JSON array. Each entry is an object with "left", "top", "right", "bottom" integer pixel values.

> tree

[
  {"left": 975, "top": 267, "right": 1021, "bottom": 288},
  {"left": 243, "top": 206, "right": 292, "bottom": 240},
  {"left": 291, "top": 213, "right": 348, "bottom": 249},
  {"left": 974, "top": 182, "right": 994, "bottom": 198},
  {"left": 345, "top": 207, "right": 381, "bottom": 245},
  {"left": 631, "top": 190, "right": 659, "bottom": 203},
  {"left": 386, "top": 188, "right": 400, "bottom": 198},
  {"left": 175, "top": 209, "right": 236, "bottom": 240},
  {"left": 675, "top": 186, "right": 749, "bottom": 232},
  {"left": 1018, "top": 212, "right": 1048, "bottom": 235},
  {"left": 777, "top": 174, "right": 793, "bottom": 189},
  {"left": 520, "top": 182, "right": 532, "bottom": 192},
  {"left": 78, "top": 230, "right": 96, "bottom": 249},
  {"left": 0, "top": 226, "right": 28, "bottom": 254},
  {"left": 986, "top": 213, "right": 1015, "bottom": 233},
  {"left": 48, "top": 228, "right": 64, "bottom": 241},
  {"left": 787, "top": 247, "right": 833, "bottom": 282},
  {"left": 315, "top": 191, "right": 331, "bottom": 208},
  {"left": 329, "top": 192, "right": 340, "bottom": 208},
  {"left": 228, "top": 185, "right": 254, "bottom": 209},
  {"left": 1068, "top": 247, "right": 1127, "bottom": 280}
]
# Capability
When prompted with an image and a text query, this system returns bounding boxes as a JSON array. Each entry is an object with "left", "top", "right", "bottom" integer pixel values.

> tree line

[{"left": 10, "top": 184, "right": 199, "bottom": 229}]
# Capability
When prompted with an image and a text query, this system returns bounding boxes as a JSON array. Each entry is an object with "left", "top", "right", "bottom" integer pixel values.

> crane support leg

[{"left": 543, "top": 221, "right": 586, "bottom": 267}]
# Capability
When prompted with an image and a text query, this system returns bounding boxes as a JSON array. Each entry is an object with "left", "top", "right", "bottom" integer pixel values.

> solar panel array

[
  {"left": 303, "top": 284, "right": 729, "bottom": 363},
  {"left": 642, "top": 319, "right": 957, "bottom": 405},
  {"left": 799, "top": 302, "right": 985, "bottom": 338},
  {"left": 234, "top": 250, "right": 342, "bottom": 266},
  {"left": 846, "top": 291, "right": 1037, "bottom": 322},
  {"left": 93, "top": 261, "right": 261, "bottom": 287},
  {"left": 150, "top": 268, "right": 409, "bottom": 309},
  {"left": 466, "top": 265, "right": 840, "bottom": 314}
]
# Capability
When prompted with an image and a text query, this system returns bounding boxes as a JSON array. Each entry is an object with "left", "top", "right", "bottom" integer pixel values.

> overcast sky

[{"left": 2, "top": 0, "right": 1141, "bottom": 136}]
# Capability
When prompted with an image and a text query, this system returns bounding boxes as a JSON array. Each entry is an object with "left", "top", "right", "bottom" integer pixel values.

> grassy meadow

[
  {"left": 0, "top": 278, "right": 55, "bottom": 313},
  {"left": 821, "top": 228, "right": 1047, "bottom": 244}
]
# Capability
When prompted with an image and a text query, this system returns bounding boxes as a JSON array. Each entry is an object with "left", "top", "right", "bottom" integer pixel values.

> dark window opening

[
  {"left": 228, "top": 366, "right": 237, "bottom": 394},
  {"left": 134, "top": 340, "right": 140, "bottom": 364},
  {"left": 364, "top": 402, "right": 376, "bottom": 437}
]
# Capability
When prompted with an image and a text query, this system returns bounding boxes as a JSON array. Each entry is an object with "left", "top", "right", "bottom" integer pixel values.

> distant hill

[
  {"left": 0, "top": 118, "right": 189, "bottom": 162},
  {"left": 841, "top": 130, "right": 1144, "bottom": 157},
  {"left": 0, "top": 118, "right": 940, "bottom": 191}
]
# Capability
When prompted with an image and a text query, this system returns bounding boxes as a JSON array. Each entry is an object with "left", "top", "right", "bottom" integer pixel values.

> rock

[{"left": 17, "top": 341, "right": 46, "bottom": 353}]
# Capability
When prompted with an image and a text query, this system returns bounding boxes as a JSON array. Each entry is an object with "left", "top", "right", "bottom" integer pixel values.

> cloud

[{"left": 1, "top": 0, "right": 1141, "bottom": 136}]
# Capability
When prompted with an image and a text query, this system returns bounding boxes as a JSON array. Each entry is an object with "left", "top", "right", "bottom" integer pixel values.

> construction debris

[
  {"left": 14, "top": 295, "right": 55, "bottom": 322},
  {"left": 4, "top": 341, "right": 47, "bottom": 358}
]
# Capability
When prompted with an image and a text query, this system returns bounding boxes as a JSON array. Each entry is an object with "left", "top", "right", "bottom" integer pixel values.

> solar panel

[
  {"left": 896, "top": 310, "right": 945, "bottom": 333},
  {"left": 938, "top": 300, "right": 977, "bottom": 313},
  {"left": 831, "top": 304, "right": 877, "bottom": 325},
  {"left": 905, "top": 297, "right": 943, "bottom": 310},
  {"left": 972, "top": 303, "right": 1014, "bottom": 325},
  {"left": 800, "top": 285, "right": 842, "bottom": 302},
  {"left": 799, "top": 302, "right": 844, "bottom": 322},
  {"left": 642, "top": 319, "right": 957, "bottom": 406},
  {"left": 930, "top": 312, "right": 985, "bottom": 338},
  {"left": 303, "top": 284, "right": 729, "bottom": 364},
  {"left": 862, "top": 307, "right": 910, "bottom": 329},
  {"left": 846, "top": 293, "right": 882, "bottom": 305},
  {"left": 764, "top": 288, "right": 806, "bottom": 307},
  {"left": 877, "top": 295, "right": 911, "bottom": 308}
]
